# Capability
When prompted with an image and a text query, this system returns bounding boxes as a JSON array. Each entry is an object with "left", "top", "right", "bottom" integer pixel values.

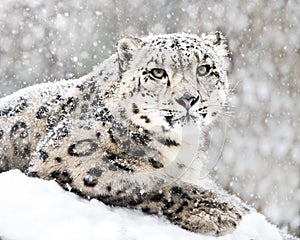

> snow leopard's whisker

[{"left": 228, "top": 79, "right": 242, "bottom": 93}]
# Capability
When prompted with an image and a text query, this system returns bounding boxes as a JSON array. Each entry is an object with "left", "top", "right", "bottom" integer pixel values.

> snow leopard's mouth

[
  {"left": 175, "top": 113, "right": 198, "bottom": 123},
  {"left": 164, "top": 112, "right": 199, "bottom": 126}
]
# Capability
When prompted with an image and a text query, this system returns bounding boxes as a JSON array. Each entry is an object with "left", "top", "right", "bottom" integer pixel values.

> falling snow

[{"left": 0, "top": 0, "right": 299, "bottom": 239}]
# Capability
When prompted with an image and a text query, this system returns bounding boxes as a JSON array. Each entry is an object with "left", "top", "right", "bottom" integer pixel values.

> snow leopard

[{"left": 0, "top": 32, "right": 255, "bottom": 236}]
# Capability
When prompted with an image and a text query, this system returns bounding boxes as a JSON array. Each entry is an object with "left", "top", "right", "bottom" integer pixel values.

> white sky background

[{"left": 0, "top": 0, "right": 299, "bottom": 237}]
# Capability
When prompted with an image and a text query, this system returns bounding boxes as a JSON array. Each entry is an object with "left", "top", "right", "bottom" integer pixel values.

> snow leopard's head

[{"left": 110, "top": 32, "right": 230, "bottom": 133}]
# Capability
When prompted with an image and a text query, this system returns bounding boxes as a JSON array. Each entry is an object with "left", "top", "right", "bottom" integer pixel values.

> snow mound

[{"left": 0, "top": 170, "right": 284, "bottom": 240}]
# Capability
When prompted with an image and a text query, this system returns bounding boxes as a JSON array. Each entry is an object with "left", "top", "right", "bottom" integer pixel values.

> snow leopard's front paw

[{"left": 137, "top": 183, "right": 249, "bottom": 236}]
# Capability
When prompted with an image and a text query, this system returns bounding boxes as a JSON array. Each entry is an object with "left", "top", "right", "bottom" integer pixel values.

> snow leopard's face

[{"left": 111, "top": 33, "right": 229, "bottom": 133}]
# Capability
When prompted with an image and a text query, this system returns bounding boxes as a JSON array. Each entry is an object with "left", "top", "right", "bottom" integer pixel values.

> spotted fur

[{"left": 0, "top": 32, "right": 250, "bottom": 236}]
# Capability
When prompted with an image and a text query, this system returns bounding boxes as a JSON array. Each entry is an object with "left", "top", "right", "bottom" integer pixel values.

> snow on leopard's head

[{"left": 110, "top": 32, "right": 230, "bottom": 133}]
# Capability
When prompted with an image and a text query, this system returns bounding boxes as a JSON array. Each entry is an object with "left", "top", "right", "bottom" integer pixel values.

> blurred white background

[{"left": 0, "top": 0, "right": 299, "bottom": 236}]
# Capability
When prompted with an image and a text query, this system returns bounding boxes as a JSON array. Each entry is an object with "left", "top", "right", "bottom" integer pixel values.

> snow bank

[
  {"left": 0, "top": 170, "right": 198, "bottom": 240},
  {"left": 0, "top": 170, "right": 285, "bottom": 240}
]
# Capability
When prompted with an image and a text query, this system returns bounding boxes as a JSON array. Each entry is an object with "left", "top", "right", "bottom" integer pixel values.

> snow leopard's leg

[{"left": 97, "top": 182, "right": 250, "bottom": 236}]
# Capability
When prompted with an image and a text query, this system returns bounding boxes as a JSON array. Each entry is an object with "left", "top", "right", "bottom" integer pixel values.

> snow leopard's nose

[{"left": 175, "top": 93, "right": 200, "bottom": 110}]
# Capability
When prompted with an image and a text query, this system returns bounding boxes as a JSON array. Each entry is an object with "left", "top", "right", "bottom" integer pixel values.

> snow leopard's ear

[
  {"left": 117, "top": 36, "right": 142, "bottom": 71},
  {"left": 201, "top": 31, "right": 230, "bottom": 57}
]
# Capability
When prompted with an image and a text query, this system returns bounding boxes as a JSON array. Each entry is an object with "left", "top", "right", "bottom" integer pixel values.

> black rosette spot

[{"left": 68, "top": 139, "right": 98, "bottom": 157}]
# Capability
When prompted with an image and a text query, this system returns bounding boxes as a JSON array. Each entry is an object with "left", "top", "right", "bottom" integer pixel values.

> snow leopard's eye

[
  {"left": 149, "top": 68, "right": 167, "bottom": 79},
  {"left": 197, "top": 64, "right": 211, "bottom": 77}
]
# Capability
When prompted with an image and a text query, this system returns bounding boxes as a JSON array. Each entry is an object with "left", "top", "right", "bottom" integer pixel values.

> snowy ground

[
  {"left": 0, "top": 170, "right": 286, "bottom": 240},
  {"left": 0, "top": 170, "right": 197, "bottom": 240}
]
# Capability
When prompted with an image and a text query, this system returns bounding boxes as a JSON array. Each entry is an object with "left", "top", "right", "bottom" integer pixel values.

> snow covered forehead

[
  {"left": 143, "top": 33, "right": 207, "bottom": 56},
  {"left": 136, "top": 33, "right": 225, "bottom": 71},
  {"left": 142, "top": 33, "right": 206, "bottom": 47},
  {"left": 142, "top": 33, "right": 203, "bottom": 48}
]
